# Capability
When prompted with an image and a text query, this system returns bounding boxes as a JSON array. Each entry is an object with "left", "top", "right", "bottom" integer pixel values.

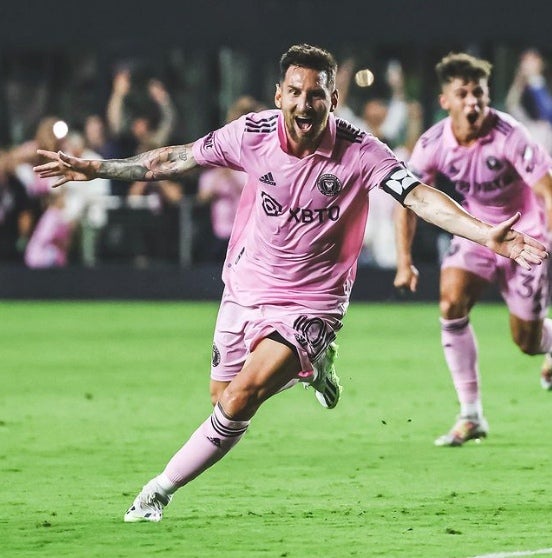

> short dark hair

[
  {"left": 436, "top": 52, "right": 492, "bottom": 86},
  {"left": 279, "top": 44, "right": 337, "bottom": 88}
]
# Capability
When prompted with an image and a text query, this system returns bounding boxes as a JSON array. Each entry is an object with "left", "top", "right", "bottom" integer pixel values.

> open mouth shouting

[
  {"left": 466, "top": 111, "right": 479, "bottom": 125},
  {"left": 295, "top": 115, "right": 314, "bottom": 133}
]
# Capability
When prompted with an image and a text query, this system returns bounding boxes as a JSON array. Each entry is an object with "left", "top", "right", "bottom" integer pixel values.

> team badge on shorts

[
  {"left": 293, "top": 315, "right": 337, "bottom": 362},
  {"left": 212, "top": 344, "right": 221, "bottom": 367},
  {"left": 316, "top": 174, "right": 342, "bottom": 196}
]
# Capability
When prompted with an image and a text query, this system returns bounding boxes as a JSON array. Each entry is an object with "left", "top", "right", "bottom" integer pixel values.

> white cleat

[
  {"left": 434, "top": 415, "right": 489, "bottom": 447},
  {"left": 540, "top": 353, "right": 552, "bottom": 391},
  {"left": 124, "top": 479, "right": 172, "bottom": 523},
  {"left": 310, "top": 342, "right": 342, "bottom": 409}
]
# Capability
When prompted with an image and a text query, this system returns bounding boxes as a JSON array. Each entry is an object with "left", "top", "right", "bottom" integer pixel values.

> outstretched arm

[
  {"left": 33, "top": 143, "right": 198, "bottom": 188},
  {"left": 532, "top": 170, "right": 552, "bottom": 233},
  {"left": 403, "top": 183, "right": 548, "bottom": 270}
]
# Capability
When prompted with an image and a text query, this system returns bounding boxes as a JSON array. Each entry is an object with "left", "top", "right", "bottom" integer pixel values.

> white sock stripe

[
  {"left": 210, "top": 416, "right": 248, "bottom": 437},
  {"left": 211, "top": 404, "right": 250, "bottom": 438},
  {"left": 440, "top": 316, "right": 470, "bottom": 332}
]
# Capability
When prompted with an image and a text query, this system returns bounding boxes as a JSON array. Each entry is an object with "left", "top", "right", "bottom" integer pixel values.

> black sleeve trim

[{"left": 380, "top": 165, "right": 421, "bottom": 206}]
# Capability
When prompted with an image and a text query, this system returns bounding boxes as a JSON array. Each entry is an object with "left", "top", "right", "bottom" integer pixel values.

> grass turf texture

[{"left": 1, "top": 301, "right": 551, "bottom": 558}]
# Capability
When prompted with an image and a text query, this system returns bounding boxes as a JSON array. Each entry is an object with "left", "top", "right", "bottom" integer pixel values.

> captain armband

[{"left": 380, "top": 166, "right": 421, "bottom": 206}]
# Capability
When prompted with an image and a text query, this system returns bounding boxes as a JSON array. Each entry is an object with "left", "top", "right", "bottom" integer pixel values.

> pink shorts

[
  {"left": 210, "top": 289, "right": 344, "bottom": 382},
  {"left": 442, "top": 236, "right": 550, "bottom": 321}
]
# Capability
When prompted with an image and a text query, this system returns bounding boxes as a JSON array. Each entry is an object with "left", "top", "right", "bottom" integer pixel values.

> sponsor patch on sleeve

[{"left": 380, "top": 165, "right": 421, "bottom": 205}]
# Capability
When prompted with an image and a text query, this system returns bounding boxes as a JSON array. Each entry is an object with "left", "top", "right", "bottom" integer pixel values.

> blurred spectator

[
  {"left": 402, "top": 100, "right": 425, "bottom": 155},
  {"left": 378, "top": 60, "right": 409, "bottom": 148},
  {"left": 364, "top": 99, "right": 425, "bottom": 268},
  {"left": 0, "top": 116, "right": 68, "bottom": 258},
  {"left": 362, "top": 99, "right": 389, "bottom": 140},
  {"left": 334, "top": 58, "right": 368, "bottom": 130},
  {"left": 107, "top": 67, "right": 177, "bottom": 153},
  {"left": 24, "top": 190, "right": 73, "bottom": 268},
  {"left": 196, "top": 95, "right": 264, "bottom": 262},
  {"left": 83, "top": 114, "right": 120, "bottom": 160},
  {"left": 106, "top": 67, "right": 177, "bottom": 196},
  {"left": 335, "top": 58, "right": 423, "bottom": 268},
  {"left": 60, "top": 131, "right": 111, "bottom": 266},
  {"left": 126, "top": 178, "right": 184, "bottom": 265},
  {"left": 103, "top": 66, "right": 182, "bottom": 264},
  {"left": 355, "top": 60, "right": 411, "bottom": 150},
  {"left": 23, "top": 128, "right": 114, "bottom": 269},
  {"left": 505, "top": 49, "right": 552, "bottom": 154},
  {"left": 5, "top": 116, "right": 66, "bottom": 198},
  {"left": 0, "top": 151, "right": 34, "bottom": 261},
  {"left": 196, "top": 167, "right": 246, "bottom": 262}
]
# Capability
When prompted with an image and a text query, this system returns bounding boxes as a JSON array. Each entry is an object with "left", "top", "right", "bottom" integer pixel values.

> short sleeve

[
  {"left": 504, "top": 123, "right": 552, "bottom": 187},
  {"left": 359, "top": 136, "right": 420, "bottom": 205},
  {"left": 408, "top": 136, "right": 437, "bottom": 184},
  {"left": 192, "top": 115, "right": 247, "bottom": 172}
]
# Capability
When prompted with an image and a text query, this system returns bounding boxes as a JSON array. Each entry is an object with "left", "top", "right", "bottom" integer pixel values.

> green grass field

[{"left": 1, "top": 301, "right": 551, "bottom": 558}]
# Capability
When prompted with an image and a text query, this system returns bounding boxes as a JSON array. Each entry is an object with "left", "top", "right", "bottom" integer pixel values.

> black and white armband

[{"left": 380, "top": 165, "right": 421, "bottom": 206}]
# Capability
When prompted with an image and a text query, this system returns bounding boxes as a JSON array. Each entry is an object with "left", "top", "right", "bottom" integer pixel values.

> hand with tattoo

[{"left": 33, "top": 143, "right": 197, "bottom": 188}]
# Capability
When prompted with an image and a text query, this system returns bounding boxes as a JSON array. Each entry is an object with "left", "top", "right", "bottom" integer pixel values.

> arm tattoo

[{"left": 97, "top": 144, "right": 195, "bottom": 181}]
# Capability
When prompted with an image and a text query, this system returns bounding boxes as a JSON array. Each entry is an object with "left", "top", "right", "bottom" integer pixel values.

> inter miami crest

[
  {"left": 316, "top": 173, "right": 342, "bottom": 196},
  {"left": 485, "top": 156, "right": 503, "bottom": 171}
]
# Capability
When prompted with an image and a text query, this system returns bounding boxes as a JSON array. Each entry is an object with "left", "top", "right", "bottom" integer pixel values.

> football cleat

[
  {"left": 124, "top": 478, "right": 172, "bottom": 523},
  {"left": 434, "top": 415, "right": 489, "bottom": 447},
  {"left": 310, "top": 342, "right": 342, "bottom": 409},
  {"left": 540, "top": 353, "right": 552, "bottom": 390}
]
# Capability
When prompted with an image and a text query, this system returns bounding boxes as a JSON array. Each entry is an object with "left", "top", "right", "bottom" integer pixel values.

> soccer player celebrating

[
  {"left": 35, "top": 45, "right": 547, "bottom": 520},
  {"left": 394, "top": 52, "right": 552, "bottom": 447}
]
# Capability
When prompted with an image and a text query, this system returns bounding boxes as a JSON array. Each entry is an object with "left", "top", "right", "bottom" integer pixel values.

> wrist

[
  {"left": 396, "top": 256, "right": 414, "bottom": 268},
  {"left": 527, "top": 75, "right": 546, "bottom": 88}
]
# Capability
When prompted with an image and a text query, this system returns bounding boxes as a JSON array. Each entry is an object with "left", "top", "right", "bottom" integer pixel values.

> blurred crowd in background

[{"left": 1, "top": 43, "right": 551, "bottom": 270}]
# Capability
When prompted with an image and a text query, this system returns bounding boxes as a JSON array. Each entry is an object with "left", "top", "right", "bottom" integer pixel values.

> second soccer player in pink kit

[
  {"left": 35, "top": 45, "right": 547, "bottom": 520},
  {"left": 395, "top": 52, "right": 552, "bottom": 447}
]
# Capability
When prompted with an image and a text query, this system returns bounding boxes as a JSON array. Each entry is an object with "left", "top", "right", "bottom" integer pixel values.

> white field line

[{"left": 469, "top": 548, "right": 552, "bottom": 558}]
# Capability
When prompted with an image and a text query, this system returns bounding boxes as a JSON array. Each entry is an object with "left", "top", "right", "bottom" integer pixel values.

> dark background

[
  {"left": 0, "top": 0, "right": 549, "bottom": 300},
  {"left": 1, "top": 1, "right": 550, "bottom": 51}
]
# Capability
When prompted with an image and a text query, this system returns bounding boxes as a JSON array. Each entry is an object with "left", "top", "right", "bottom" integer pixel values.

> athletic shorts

[
  {"left": 210, "top": 289, "right": 344, "bottom": 382},
  {"left": 442, "top": 235, "right": 550, "bottom": 321}
]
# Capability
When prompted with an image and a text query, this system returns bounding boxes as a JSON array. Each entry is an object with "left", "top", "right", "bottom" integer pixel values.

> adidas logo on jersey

[{"left": 259, "top": 172, "right": 276, "bottom": 185}]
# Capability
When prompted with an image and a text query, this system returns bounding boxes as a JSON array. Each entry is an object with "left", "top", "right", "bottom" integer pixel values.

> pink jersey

[
  {"left": 193, "top": 110, "right": 412, "bottom": 311},
  {"left": 25, "top": 206, "right": 72, "bottom": 268},
  {"left": 409, "top": 108, "right": 552, "bottom": 239},
  {"left": 198, "top": 167, "right": 246, "bottom": 240}
]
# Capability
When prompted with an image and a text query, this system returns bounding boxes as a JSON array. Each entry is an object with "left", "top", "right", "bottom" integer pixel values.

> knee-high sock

[
  {"left": 161, "top": 402, "right": 250, "bottom": 490},
  {"left": 440, "top": 316, "right": 482, "bottom": 417},
  {"left": 538, "top": 318, "right": 552, "bottom": 353}
]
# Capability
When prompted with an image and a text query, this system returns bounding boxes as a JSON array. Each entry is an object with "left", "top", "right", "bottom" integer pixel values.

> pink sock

[
  {"left": 538, "top": 318, "right": 552, "bottom": 353},
  {"left": 162, "top": 403, "right": 250, "bottom": 489},
  {"left": 440, "top": 316, "right": 481, "bottom": 416}
]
